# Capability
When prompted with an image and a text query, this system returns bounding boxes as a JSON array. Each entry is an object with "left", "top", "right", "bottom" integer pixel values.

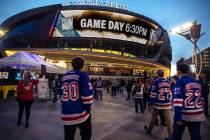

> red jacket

[{"left": 17, "top": 80, "right": 39, "bottom": 101}]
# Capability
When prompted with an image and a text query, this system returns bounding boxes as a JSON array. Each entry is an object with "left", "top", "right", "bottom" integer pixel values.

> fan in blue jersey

[
  {"left": 144, "top": 69, "right": 172, "bottom": 140},
  {"left": 61, "top": 57, "right": 93, "bottom": 140},
  {"left": 172, "top": 63, "right": 205, "bottom": 140}
]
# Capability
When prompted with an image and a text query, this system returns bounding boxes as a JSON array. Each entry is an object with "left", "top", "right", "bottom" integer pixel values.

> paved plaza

[{"left": 0, "top": 91, "right": 209, "bottom": 140}]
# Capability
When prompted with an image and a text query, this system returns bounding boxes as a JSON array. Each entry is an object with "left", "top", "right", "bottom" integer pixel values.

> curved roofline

[
  {"left": 0, "top": 4, "right": 171, "bottom": 68},
  {"left": 62, "top": 5, "right": 165, "bottom": 30},
  {"left": 0, "top": 4, "right": 165, "bottom": 31},
  {"left": 0, "top": 4, "right": 62, "bottom": 30}
]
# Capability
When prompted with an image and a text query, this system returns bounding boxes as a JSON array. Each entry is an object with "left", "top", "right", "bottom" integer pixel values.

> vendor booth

[{"left": 0, "top": 52, "right": 66, "bottom": 99}]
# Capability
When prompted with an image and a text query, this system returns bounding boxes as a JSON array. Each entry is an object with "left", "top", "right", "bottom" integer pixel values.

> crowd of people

[
  {"left": 15, "top": 57, "right": 209, "bottom": 140},
  {"left": 90, "top": 65, "right": 209, "bottom": 140}
]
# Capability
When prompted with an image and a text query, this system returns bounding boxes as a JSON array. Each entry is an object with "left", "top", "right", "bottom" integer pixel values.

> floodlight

[
  {"left": 0, "top": 30, "right": 5, "bottom": 37},
  {"left": 171, "top": 22, "right": 193, "bottom": 34}
]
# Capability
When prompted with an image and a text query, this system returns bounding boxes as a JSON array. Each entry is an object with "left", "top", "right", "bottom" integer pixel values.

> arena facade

[{"left": 0, "top": 4, "right": 172, "bottom": 77}]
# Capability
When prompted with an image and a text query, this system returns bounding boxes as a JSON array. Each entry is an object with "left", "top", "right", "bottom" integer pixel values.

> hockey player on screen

[{"left": 61, "top": 57, "right": 93, "bottom": 140}]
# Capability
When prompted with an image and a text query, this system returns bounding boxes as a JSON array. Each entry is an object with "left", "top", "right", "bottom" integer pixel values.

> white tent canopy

[{"left": 0, "top": 51, "right": 66, "bottom": 74}]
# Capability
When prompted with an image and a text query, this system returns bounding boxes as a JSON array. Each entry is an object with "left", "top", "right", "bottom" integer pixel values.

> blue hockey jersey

[
  {"left": 61, "top": 70, "right": 93, "bottom": 125},
  {"left": 150, "top": 78, "right": 172, "bottom": 109},
  {"left": 173, "top": 75, "right": 205, "bottom": 122}
]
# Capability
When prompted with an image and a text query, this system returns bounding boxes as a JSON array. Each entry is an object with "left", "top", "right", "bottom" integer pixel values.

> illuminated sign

[
  {"left": 53, "top": 10, "right": 162, "bottom": 45},
  {"left": 63, "top": 0, "right": 128, "bottom": 10},
  {"left": 79, "top": 19, "right": 148, "bottom": 37},
  {"left": 15, "top": 72, "right": 22, "bottom": 80},
  {"left": 0, "top": 72, "right": 8, "bottom": 79}
]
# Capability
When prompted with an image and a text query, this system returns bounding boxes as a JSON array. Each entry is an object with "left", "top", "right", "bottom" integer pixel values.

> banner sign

[
  {"left": 37, "top": 78, "right": 49, "bottom": 99},
  {"left": 64, "top": 0, "right": 128, "bottom": 10},
  {"left": 53, "top": 10, "right": 161, "bottom": 45},
  {"left": 0, "top": 72, "right": 8, "bottom": 79}
]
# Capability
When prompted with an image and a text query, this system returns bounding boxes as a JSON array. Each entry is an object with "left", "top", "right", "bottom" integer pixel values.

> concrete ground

[{"left": 0, "top": 91, "right": 209, "bottom": 140}]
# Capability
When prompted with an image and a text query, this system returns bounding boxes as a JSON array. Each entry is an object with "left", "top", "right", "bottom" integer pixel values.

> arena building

[{"left": 0, "top": 4, "right": 172, "bottom": 77}]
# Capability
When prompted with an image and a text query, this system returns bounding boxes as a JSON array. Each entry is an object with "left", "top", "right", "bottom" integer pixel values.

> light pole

[
  {"left": 171, "top": 21, "right": 205, "bottom": 79},
  {"left": 0, "top": 29, "right": 5, "bottom": 39}
]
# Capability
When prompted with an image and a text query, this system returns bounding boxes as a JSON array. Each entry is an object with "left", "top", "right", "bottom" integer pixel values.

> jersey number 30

[{"left": 62, "top": 82, "right": 79, "bottom": 101}]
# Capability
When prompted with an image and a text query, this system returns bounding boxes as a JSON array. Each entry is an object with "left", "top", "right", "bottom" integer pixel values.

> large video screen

[{"left": 53, "top": 10, "right": 162, "bottom": 45}]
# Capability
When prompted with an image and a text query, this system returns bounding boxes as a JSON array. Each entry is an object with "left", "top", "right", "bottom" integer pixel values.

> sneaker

[
  {"left": 161, "top": 123, "right": 167, "bottom": 127},
  {"left": 17, "top": 121, "right": 21, "bottom": 126},
  {"left": 155, "top": 121, "right": 159, "bottom": 126},
  {"left": 25, "top": 122, "right": 29, "bottom": 128},
  {"left": 144, "top": 125, "right": 151, "bottom": 135},
  {"left": 165, "top": 137, "right": 171, "bottom": 140}
]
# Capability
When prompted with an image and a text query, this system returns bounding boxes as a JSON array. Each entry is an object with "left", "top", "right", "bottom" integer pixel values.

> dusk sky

[{"left": 0, "top": 0, "right": 209, "bottom": 75}]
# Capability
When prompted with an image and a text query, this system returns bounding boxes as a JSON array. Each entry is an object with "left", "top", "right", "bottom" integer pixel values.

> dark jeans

[
  {"left": 143, "top": 94, "right": 148, "bottom": 109},
  {"left": 18, "top": 100, "right": 33, "bottom": 123},
  {"left": 172, "top": 121, "right": 202, "bottom": 140},
  {"left": 134, "top": 98, "right": 144, "bottom": 113},
  {"left": 64, "top": 116, "right": 92, "bottom": 140},
  {"left": 53, "top": 89, "right": 58, "bottom": 103},
  {"left": 93, "top": 89, "right": 98, "bottom": 100},
  {"left": 106, "top": 86, "right": 110, "bottom": 93},
  {"left": 126, "top": 91, "right": 131, "bottom": 100},
  {"left": 111, "top": 86, "right": 117, "bottom": 96},
  {"left": 204, "top": 95, "right": 209, "bottom": 116},
  {"left": 97, "top": 90, "right": 102, "bottom": 101},
  {"left": 119, "top": 86, "right": 124, "bottom": 94}
]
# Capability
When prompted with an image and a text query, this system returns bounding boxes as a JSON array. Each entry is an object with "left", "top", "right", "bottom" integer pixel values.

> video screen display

[
  {"left": 15, "top": 72, "right": 22, "bottom": 80},
  {"left": 53, "top": 10, "right": 162, "bottom": 45},
  {"left": 0, "top": 72, "right": 9, "bottom": 79}
]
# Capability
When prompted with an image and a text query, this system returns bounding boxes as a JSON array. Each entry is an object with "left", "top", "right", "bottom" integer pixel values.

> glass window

[{"left": 2, "top": 20, "right": 37, "bottom": 40}]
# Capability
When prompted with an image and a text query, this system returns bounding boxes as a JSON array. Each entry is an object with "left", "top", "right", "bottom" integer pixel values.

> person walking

[
  {"left": 96, "top": 77, "right": 103, "bottom": 101},
  {"left": 172, "top": 63, "right": 205, "bottom": 140},
  {"left": 143, "top": 79, "right": 152, "bottom": 109},
  {"left": 133, "top": 78, "right": 145, "bottom": 113},
  {"left": 91, "top": 78, "right": 97, "bottom": 100},
  {"left": 200, "top": 73, "right": 209, "bottom": 117},
  {"left": 144, "top": 70, "right": 172, "bottom": 140},
  {"left": 111, "top": 79, "right": 117, "bottom": 97},
  {"left": 120, "top": 79, "right": 126, "bottom": 94},
  {"left": 106, "top": 79, "right": 111, "bottom": 94},
  {"left": 52, "top": 75, "right": 60, "bottom": 103},
  {"left": 16, "top": 72, "right": 39, "bottom": 128},
  {"left": 61, "top": 57, "right": 93, "bottom": 140},
  {"left": 126, "top": 80, "right": 133, "bottom": 101}
]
